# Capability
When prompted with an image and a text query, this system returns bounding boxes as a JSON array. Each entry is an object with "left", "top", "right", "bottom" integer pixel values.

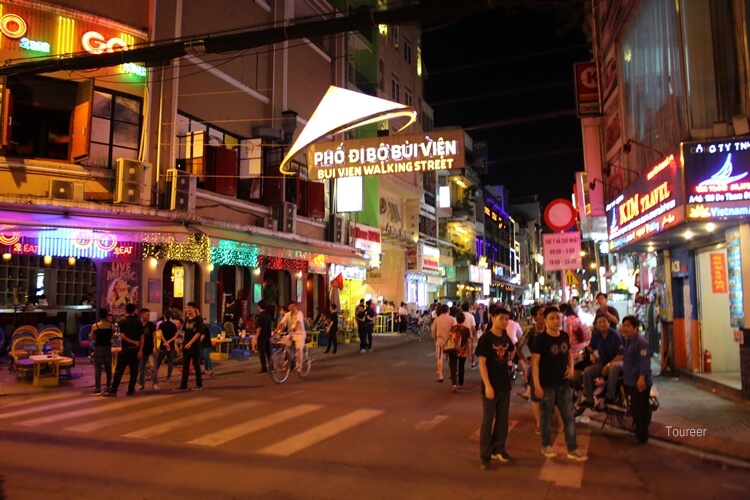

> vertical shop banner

[
  {"left": 102, "top": 261, "right": 141, "bottom": 317},
  {"left": 709, "top": 253, "right": 728, "bottom": 293},
  {"left": 726, "top": 228, "right": 744, "bottom": 328},
  {"left": 574, "top": 62, "right": 601, "bottom": 117}
]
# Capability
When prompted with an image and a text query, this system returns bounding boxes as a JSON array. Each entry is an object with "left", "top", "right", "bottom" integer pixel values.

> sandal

[{"left": 517, "top": 391, "right": 530, "bottom": 400}]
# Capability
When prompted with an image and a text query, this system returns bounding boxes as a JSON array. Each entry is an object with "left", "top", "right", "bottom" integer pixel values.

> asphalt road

[{"left": 1, "top": 341, "right": 746, "bottom": 499}]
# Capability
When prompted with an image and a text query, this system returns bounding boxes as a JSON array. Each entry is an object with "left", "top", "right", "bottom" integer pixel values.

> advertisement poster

[
  {"left": 726, "top": 228, "right": 744, "bottom": 328},
  {"left": 101, "top": 261, "right": 140, "bottom": 318},
  {"left": 709, "top": 253, "right": 728, "bottom": 293}
]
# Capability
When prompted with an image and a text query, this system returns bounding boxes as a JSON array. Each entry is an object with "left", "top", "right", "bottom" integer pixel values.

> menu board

[{"left": 726, "top": 228, "right": 744, "bottom": 328}]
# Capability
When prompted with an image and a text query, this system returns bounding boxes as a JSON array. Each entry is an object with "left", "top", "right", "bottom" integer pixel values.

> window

[
  {"left": 404, "top": 87, "right": 413, "bottom": 107},
  {"left": 404, "top": 37, "right": 412, "bottom": 65},
  {"left": 620, "top": 0, "right": 687, "bottom": 171},
  {"left": 392, "top": 25, "right": 399, "bottom": 50},
  {"left": 391, "top": 74, "right": 400, "bottom": 102},
  {"left": 681, "top": 0, "right": 741, "bottom": 129},
  {"left": 379, "top": 59, "right": 385, "bottom": 90},
  {"left": 84, "top": 90, "right": 143, "bottom": 168}
]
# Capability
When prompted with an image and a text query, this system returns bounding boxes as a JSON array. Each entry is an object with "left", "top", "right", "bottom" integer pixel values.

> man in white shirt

[
  {"left": 274, "top": 302, "right": 307, "bottom": 373},
  {"left": 506, "top": 314, "right": 523, "bottom": 344},
  {"left": 460, "top": 303, "right": 477, "bottom": 368}
]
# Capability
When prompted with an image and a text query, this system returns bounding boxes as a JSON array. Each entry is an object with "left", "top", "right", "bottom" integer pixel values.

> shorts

[{"left": 435, "top": 343, "right": 444, "bottom": 360}]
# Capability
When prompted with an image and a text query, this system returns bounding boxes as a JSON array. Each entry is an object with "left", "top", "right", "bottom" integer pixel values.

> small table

[
  {"left": 211, "top": 338, "right": 232, "bottom": 360},
  {"left": 29, "top": 354, "right": 70, "bottom": 387}
]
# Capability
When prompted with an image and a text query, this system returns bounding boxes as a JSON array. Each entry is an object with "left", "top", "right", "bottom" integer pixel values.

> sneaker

[
  {"left": 541, "top": 446, "right": 557, "bottom": 458},
  {"left": 480, "top": 460, "right": 491, "bottom": 470},
  {"left": 491, "top": 452, "right": 511, "bottom": 463},
  {"left": 193, "top": 386, "right": 204, "bottom": 391},
  {"left": 173, "top": 387, "right": 189, "bottom": 392},
  {"left": 567, "top": 450, "right": 588, "bottom": 462},
  {"left": 153, "top": 384, "right": 159, "bottom": 390},
  {"left": 102, "top": 391, "right": 116, "bottom": 398},
  {"left": 91, "top": 389, "right": 101, "bottom": 396},
  {"left": 137, "top": 385, "right": 144, "bottom": 391},
  {"left": 360, "top": 349, "right": 367, "bottom": 353}
]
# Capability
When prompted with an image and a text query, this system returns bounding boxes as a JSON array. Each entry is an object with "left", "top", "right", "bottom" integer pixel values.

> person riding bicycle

[{"left": 274, "top": 302, "right": 306, "bottom": 374}]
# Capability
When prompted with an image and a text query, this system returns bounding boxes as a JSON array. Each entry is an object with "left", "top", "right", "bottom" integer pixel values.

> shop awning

[{"left": 195, "top": 225, "right": 367, "bottom": 266}]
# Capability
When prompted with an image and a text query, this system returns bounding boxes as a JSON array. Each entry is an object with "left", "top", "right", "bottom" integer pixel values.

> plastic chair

[
  {"left": 78, "top": 324, "right": 93, "bottom": 356},
  {"left": 223, "top": 322, "right": 235, "bottom": 336},
  {"left": 44, "top": 336, "right": 75, "bottom": 379},
  {"left": 209, "top": 322, "right": 223, "bottom": 338}
]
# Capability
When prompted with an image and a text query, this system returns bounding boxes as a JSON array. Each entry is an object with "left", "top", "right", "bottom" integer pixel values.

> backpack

[{"left": 443, "top": 326, "right": 462, "bottom": 353}]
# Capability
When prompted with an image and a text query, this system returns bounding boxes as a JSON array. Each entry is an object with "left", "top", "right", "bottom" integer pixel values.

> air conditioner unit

[
  {"left": 272, "top": 202, "right": 297, "bottom": 233},
  {"left": 166, "top": 168, "right": 196, "bottom": 212},
  {"left": 259, "top": 216, "right": 276, "bottom": 230},
  {"left": 49, "top": 180, "right": 84, "bottom": 201},
  {"left": 333, "top": 214, "right": 346, "bottom": 244},
  {"left": 114, "top": 158, "right": 152, "bottom": 205}
]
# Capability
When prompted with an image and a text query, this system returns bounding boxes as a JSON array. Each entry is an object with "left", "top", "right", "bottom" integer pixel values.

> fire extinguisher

[{"left": 703, "top": 350, "right": 712, "bottom": 374}]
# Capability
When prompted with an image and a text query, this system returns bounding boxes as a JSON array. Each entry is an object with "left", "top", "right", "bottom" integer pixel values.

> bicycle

[{"left": 268, "top": 333, "right": 312, "bottom": 384}]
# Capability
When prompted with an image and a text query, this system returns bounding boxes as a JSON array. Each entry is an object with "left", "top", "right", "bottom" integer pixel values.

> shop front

[
  {"left": 329, "top": 263, "right": 367, "bottom": 327},
  {"left": 405, "top": 243, "right": 441, "bottom": 311}
]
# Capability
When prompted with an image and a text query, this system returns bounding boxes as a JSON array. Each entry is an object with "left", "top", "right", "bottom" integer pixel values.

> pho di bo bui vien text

[{"left": 315, "top": 158, "right": 456, "bottom": 179}]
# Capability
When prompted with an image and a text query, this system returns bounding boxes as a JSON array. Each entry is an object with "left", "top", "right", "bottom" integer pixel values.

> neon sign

[
  {"left": 0, "top": 13, "right": 27, "bottom": 38},
  {"left": 607, "top": 153, "right": 684, "bottom": 250},
  {"left": 81, "top": 31, "right": 128, "bottom": 54},
  {"left": 684, "top": 139, "right": 750, "bottom": 219}
]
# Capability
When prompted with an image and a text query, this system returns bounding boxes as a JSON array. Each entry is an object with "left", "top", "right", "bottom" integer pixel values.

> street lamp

[{"left": 281, "top": 109, "right": 298, "bottom": 144}]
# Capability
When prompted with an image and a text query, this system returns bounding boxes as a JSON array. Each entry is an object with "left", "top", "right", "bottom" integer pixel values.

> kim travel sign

[{"left": 307, "top": 130, "right": 465, "bottom": 180}]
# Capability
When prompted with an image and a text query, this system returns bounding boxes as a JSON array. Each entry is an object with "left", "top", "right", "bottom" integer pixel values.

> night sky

[{"left": 421, "top": 3, "right": 591, "bottom": 208}]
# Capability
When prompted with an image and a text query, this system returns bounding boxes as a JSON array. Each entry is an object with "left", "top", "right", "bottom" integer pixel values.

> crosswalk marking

[
  {"left": 19, "top": 396, "right": 173, "bottom": 426},
  {"left": 258, "top": 408, "right": 384, "bottom": 457},
  {"left": 1, "top": 392, "right": 77, "bottom": 410},
  {"left": 538, "top": 427, "right": 591, "bottom": 488},
  {"left": 344, "top": 372, "right": 371, "bottom": 380},
  {"left": 65, "top": 397, "right": 217, "bottom": 433},
  {"left": 1, "top": 395, "right": 98, "bottom": 419},
  {"left": 123, "top": 401, "right": 263, "bottom": 439},
  {"left": 187, "top": 403, "right": 324, "bottom": 447},
  {"left": 469, "top": 420, "right": 518, "bottom": 441},
  {"left": 415, "top": 415, "right": 448, "bottom": 431}
]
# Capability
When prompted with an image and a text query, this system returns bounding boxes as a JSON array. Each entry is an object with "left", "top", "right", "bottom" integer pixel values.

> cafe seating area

[{"left": 7, "top": 324, "right": 76, "bottom": 386}]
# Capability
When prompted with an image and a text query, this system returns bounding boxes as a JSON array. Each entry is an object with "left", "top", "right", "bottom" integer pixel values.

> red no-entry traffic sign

[{"left": 544, "top": 198, "right": 577, "bottom": 232}]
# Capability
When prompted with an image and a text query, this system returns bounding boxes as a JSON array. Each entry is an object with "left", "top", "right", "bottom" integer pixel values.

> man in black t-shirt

[
  {"left": 365, "top": 300, "right": 377, "bottom": 351},
  {"left": 475, "top": 305, "right": 514, "bottom": 469},
  {"left": 324, "top": 304, "right": 339, "bottom": 354},
  {"left": 155, "top": 311, "right": 177, "bottom": 382},
  {"left": 253, "top": 300, "right": 273, "bottom": 373},
  {"left": 105, "top": 303, "right": 143, "bottom": 397},
  {"left": 532, "top": 306, "right": 587, "bottom": 462},
  {"left": 174, "top": 301, "right": 204, "bottom": 391}
]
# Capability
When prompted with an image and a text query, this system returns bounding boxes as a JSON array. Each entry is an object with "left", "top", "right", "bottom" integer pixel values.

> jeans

[
  {"left": 110, "top": 348, "right": 139, "bottom": 395},
  {"left": 154, "top": 348, "right": 174, "bottom": 382},
  {"left": 479, "top": 389, "right": 510, "bottom": 460},
  {"left": 358, "top": 326, "right": 367, "bottom": 350},
  {"left": 257, "top": 334, "right": 271, "bottom": 370},
  {"left": 448, "top": 354, "right": 466, "bottom": 386},
  {"left": 179, "top": 346, "right": 203, "bottom": 389},
  {"left": 202, "top": 346, "right": 214, "bottom": 371},
  {"left": 540, "top": 384, "right": 578, "bottom": 452},
  {"left": 324, "top": 330, "right": 338, "bottom": 353},
  {"left": 93, "top": 346, "right": 112, "bottom": 391},
  {"left": 583, "top": 361, "right": 622, "bottom": 401},
  {"left": 138, "top": 351, "right": 156, "bottom": 387}
]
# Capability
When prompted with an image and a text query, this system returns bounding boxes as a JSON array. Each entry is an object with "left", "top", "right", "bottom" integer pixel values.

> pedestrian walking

[
  {"left": 253, "top": 300, "right": 273, "bottom": 373},
  {"left": 174, "top": 301, "right": 204, "bottom": 392},
  {"left": 200, "top": 319, "right": 214, "bottom": 376},
  {"left": 104, "top": 303, "right": 142, "bottom": 397},
  {"left": 476, "top": 305, "right": 515, "bottom": 469},
  {"left": 365, "top": 299, "right": 377, "bottom": 350},
  {"left": 447, "top": 311, "right": 471, "bottom": 391},
  {"left": 155, "top": 311, "right": 177, "bottom": 383},
  {"left": 431, "top": 304, "right": 456, "bottom": 382},
  {"left": 90, "top": 307, "right": 113, "bottom": 395},
  {"left": 355, "top": 299, "right": 367, "bottom": 352},
  {"left": 324, "top": 303, "right": 339, "bottom": 354},
  {"left": 137, "top": 307, "right": 157, "bottom": 390},
  {"left": 532, "top": 306, "right": 588, "bottom": 461}
]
